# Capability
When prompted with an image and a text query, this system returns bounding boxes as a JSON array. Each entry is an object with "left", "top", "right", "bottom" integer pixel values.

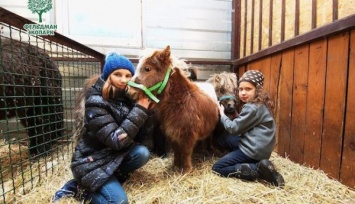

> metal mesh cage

[{"left": 0, "top": 21, "right": 102, "bottom": 202}]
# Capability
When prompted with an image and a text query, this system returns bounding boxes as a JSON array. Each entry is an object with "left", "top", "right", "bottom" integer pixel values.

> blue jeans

[
  {"left": 212, "top": 134, "right": 258, "bottom": 177},
  {"left": 88, "top": 145, "right": 150, "bottom": 204}
]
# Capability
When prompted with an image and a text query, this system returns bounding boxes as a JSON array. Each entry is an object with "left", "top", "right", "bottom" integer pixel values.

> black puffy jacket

[{"left": 71, "top": 77, "right": 149, "bottom": 192}]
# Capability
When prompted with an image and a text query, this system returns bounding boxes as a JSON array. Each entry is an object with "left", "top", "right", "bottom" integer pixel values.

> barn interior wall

[
  {"left": 0, "top": 0, "right": 233, "bottom": 60},
  {"left": 0, "top": 0, "right": 233, "bottom": 80},
  {"left": 237, "top": 29, "right": 355, "bottom": 188},
  {"left": 239, "top": 0, "right": 355, "bottom": 57}
]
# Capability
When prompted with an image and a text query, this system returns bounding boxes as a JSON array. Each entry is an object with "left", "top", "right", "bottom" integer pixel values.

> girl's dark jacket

[{"left": 71, "top": 77, "right": 151, "bottom": 192}]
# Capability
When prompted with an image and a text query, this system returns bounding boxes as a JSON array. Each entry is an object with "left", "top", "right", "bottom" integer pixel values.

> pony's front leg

[
  {"left": 171, "top": 141, "right": 182, "bottom": 169},
  {"left": 181, "top": 139, "right": 196, "bottom": 173}
]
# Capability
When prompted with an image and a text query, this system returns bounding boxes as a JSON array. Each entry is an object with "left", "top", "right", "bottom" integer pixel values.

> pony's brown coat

[{"left": 128, "top": 46, "right": 219, "bottom": 173}]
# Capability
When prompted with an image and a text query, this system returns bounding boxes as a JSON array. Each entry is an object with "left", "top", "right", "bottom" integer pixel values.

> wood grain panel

[
  {"left": 304, "top": 39, "right": 327, "bottom": 168},
  {"left": 277, "top": 49, "right": 294, "bottom": 156},
  {"left": 289, "top": 44, "right": 309, "bottom": 163},
  {"left": 270, "top": 54, "right": 282, "bottom": 150},
  {"left": 340, "top": 29, "right": 355, "bottom": 188},
  {"left": 260, "top": 57, "right": 272, "bottom": 91},
  {"left": 237, "top": 65, "right": 246, "bottom": 79},
  {"left": 246, "top": 60, "right": 262, "bottom": 71},
  {"left": 269, "top": 54, "right": 282, "bottom": 116},
  {"left": 320, "top": 32, "right": 349, "bottom": 179}
]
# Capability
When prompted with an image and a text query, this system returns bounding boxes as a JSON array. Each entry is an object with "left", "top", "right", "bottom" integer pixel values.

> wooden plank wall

[{"left": 236, "top": 29, "right": 355, "bottom": 188}]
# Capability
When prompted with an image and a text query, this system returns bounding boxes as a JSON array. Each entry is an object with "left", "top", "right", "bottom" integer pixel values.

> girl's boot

[
  {"left": 233, "top": 163, "right": 258, "bottom": 181},
  {"left": 256, "top": 159, "right": 285, "bottom": 187}
]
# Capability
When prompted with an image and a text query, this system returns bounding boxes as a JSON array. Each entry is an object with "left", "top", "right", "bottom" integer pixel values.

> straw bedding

[{"left": 6, "top": 147, "right": 355, "bottom": 204}]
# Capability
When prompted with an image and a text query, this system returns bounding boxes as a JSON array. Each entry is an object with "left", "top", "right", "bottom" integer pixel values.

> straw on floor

[{"left": 7, "top": 147, "right": 355, "bottom": 204}]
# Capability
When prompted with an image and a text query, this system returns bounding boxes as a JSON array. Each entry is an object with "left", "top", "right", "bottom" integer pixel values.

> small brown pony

[{"left": 126, "top": 45, "right": 219, "bottom": 173}]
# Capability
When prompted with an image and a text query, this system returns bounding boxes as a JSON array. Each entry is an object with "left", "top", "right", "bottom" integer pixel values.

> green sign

[
  {"left": 25, "top": 0, "right": 57, "bottom": 36},
  {"left": 28, "top": 0, "right": 53, "bottom": 23}
]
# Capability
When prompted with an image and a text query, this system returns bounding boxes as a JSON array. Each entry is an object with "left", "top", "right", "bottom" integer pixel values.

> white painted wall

[
  {"left": 1, "top": 0, "right": 232, "bottom": 60},
  {"left": 0, "top": 0, "right": 54, "bottom": 24}
]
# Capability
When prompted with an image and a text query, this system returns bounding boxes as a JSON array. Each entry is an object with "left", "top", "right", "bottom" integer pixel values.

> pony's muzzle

[
  {"left": 125, "top": 84, "right": 138, "bottom": 101},
  {"left": 221, "top": 99, "right": 237, "bottom": 113}
]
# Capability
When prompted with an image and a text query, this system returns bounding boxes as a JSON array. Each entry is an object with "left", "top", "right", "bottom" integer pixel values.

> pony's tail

[{"left": 72, "top": 75, "right": 100, "bottom": 144}]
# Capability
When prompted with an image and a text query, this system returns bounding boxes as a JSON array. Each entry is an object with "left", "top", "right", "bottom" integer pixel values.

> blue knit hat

[{"left": 102, "top": 52, "right": 135, "bottom": 80}]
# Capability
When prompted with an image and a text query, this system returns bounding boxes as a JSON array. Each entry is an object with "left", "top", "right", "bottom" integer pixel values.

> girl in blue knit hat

[
  {"left": 53, "top": 52, "right": 152, "bottom": 203},
  {"left": 212, "top": 70, "right": 285, "bottom": 187}
]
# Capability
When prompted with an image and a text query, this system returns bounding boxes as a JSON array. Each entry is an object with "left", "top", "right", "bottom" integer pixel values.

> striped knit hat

[{"left": 238, "top": 70, "right": 264, "bottom": 87}]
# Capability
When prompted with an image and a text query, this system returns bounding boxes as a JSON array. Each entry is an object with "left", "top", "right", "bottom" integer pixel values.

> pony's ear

[{"left": 159, "top": 45, "right": 171, "bottom": 61}]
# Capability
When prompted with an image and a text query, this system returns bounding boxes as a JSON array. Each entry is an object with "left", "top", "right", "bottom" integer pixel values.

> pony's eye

[{"left": 144, "top": 67, "right": 151, "bottom": 72}]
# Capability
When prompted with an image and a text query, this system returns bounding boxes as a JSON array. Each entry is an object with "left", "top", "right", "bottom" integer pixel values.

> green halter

[{"left": 127, "top": 66, "right": 172, "bottom": 103}]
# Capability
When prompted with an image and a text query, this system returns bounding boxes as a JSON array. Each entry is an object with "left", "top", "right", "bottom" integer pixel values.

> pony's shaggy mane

[
  {"left": 206, "top": 72, "right": 238, "bottom": 98},
  {"left": 138, "top": 48, "right": 190, "bottom": 74}
]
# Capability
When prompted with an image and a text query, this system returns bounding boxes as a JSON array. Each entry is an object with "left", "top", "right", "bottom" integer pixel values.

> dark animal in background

[
  {"left": 0, "top": 39, "right": 63, "bottom": 156},
  {"left": 219, "top": 95, "right": 238, "bottom": 120},
  {"left": 126, "top": 45, "right": 219, "bottom": 173},
  {"left": 206, "top": 71, "right": 240, "bottom": 116}
]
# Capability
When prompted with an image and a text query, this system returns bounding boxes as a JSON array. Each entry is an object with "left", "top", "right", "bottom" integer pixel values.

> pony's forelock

[
  {"left": 137, "top": 48, "right": 189, "bottom": 72},
  {"left": 136, "top": 48, "right": 155, "bottom": 70}
]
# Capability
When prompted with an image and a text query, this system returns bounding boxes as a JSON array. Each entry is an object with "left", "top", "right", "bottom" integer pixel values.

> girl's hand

[
  {"left": 137, "top": 96, "right": 151, "bottom": 109},
  {"left": 219, "top": 104, "right": 225, "bottom": 116}
]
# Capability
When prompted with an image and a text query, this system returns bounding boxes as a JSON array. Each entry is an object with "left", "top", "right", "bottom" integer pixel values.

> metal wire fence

[{"left": 0, "top": 15, "right": 103, "bottom": 203}]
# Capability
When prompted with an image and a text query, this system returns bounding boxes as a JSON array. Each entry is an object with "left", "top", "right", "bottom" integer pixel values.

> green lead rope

[
  {"left": 126, "top": 81, "right": 160, "bottom": 103},
  {"left": 127, "top": 66, "right": 172, "bottom": 103}
]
